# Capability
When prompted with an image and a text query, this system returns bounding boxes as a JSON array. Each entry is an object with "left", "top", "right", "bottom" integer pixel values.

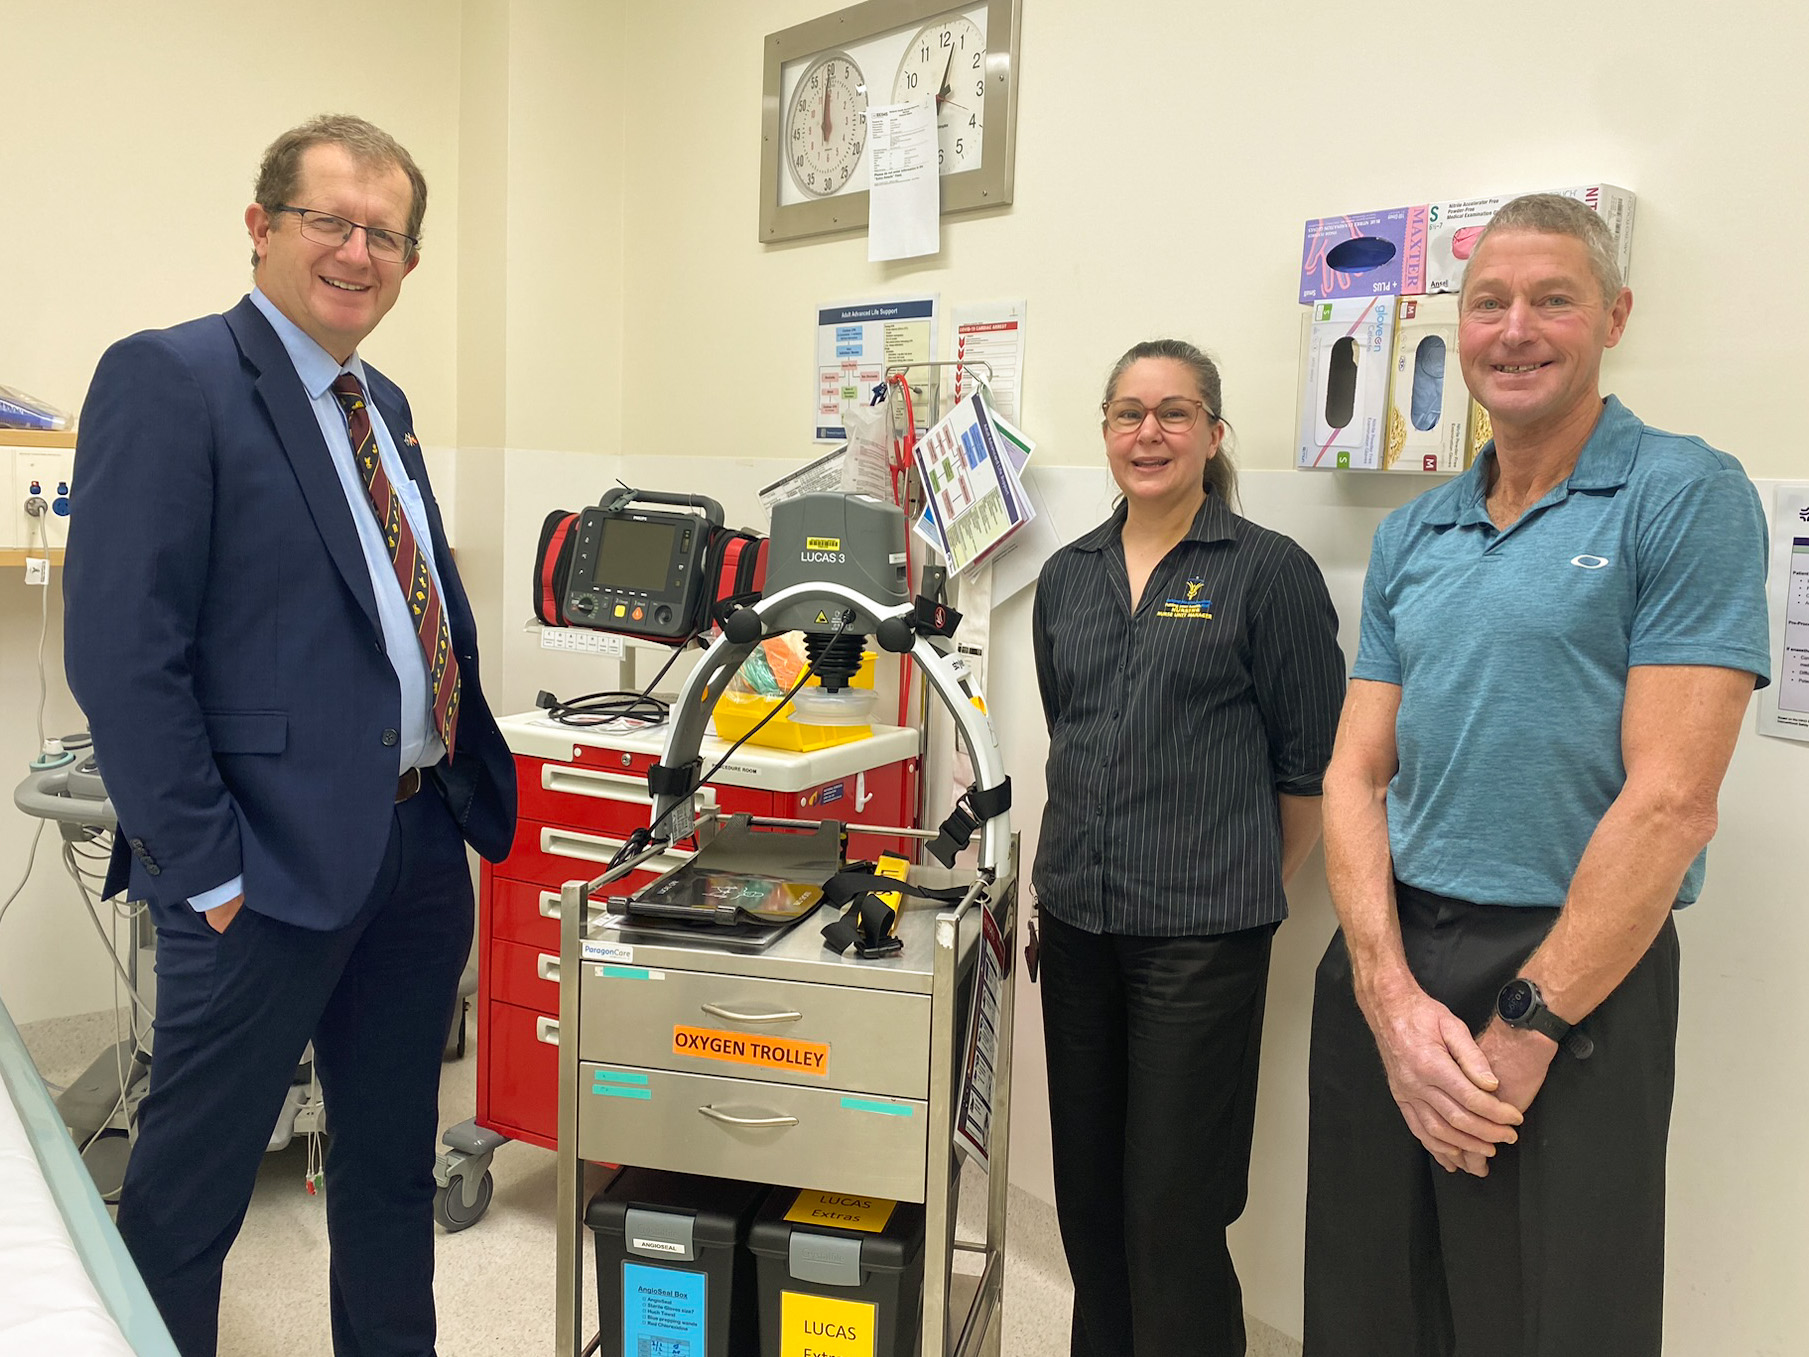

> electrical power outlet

[{"left": 13, "top": 450, "right": 75, "bottom": 551}]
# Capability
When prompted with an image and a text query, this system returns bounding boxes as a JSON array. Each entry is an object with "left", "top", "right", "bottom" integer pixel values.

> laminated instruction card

[{"left": 911, "top": 392, "right": 1031, "bottom": 575}]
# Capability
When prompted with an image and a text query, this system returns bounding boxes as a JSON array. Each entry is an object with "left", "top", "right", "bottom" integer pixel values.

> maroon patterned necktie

[{"left": 331, "top": 373, "right": 460, "bottom": 759}]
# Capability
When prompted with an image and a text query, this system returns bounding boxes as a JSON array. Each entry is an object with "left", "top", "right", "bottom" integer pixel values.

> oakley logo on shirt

[{"left": 1570, "top": 554, "right": 1611, "bottom": 570}]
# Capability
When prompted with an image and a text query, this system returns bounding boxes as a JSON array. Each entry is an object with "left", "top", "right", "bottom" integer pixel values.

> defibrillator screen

[{"left": 589, "top": 517, "right": 674, "bottom": 593}]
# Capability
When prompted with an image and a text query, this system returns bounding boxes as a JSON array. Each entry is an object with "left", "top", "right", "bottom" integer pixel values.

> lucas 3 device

[{"left": 563, "top": 489, "right": 724, "bottom": 643}]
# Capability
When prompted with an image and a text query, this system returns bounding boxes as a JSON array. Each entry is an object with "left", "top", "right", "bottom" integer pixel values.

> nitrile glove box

[
  {"left": 586, "top": 1168, "right": 767, "bottom": 1357},
  {"left": 1426, "top": 183, "right": 1636, "bottom": 294},
  {"left": 747, "top": 1188, "right": 926, "bottom": 1357},
  {"left": 1383, "top": 296, "right": 1468, "bottom": 473},
  {"left": 1299, "top": 204, "right": 1429, "bottom": 303},
  {"left": 1297, "top": 297, "right": 1396, "bottom": 470}
]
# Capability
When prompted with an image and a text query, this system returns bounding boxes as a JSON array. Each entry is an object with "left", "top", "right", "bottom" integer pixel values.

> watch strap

[{"left": 1502, "top": 979, "right": 1595, "bottom": 1060}]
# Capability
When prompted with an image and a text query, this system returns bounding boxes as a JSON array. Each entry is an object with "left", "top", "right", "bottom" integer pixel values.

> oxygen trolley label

[{"left": 671, "top": 1025, "right": 830, "bottom": 1076}]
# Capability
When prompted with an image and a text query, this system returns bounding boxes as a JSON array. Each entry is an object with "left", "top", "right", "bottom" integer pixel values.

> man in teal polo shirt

[{"left": 1303, "top": 194, "right": 1770, "bottom": 1357}]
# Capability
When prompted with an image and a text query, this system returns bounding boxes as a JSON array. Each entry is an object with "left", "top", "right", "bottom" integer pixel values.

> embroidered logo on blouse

[
  {"left": 1569, "top": 554, "right": 1610, "bottom": 570},
  {"left": 1156, "top": 577, "right": 1213, "bottom": 620}
]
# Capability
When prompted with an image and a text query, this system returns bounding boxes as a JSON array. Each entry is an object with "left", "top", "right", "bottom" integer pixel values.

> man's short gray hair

[{"left": 1464, "top": 193, "right": 1623, "bottom": 304}]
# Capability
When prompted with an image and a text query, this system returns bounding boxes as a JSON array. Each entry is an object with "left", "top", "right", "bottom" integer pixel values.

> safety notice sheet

[
  {"left": 912, "top": 392, "right": 1030, "bottom": 574},
  {"left": 1759, "top": 483, "right": 1809, "bottom": 742}
]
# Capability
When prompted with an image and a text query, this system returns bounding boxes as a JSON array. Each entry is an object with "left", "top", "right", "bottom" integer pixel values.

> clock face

[
  {"left": 784, "top": 51, "right": 869, "bottom": 199},
  {"left": 892, "top": 15, "right": 986, "bottom": 175}
]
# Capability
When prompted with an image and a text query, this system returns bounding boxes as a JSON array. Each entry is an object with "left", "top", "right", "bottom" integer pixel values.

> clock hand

[
  {"left": 822, "top": 67, "right": 832, "bottom": 140},
  {"left": 935, "top": 43, "right": 956, "bottom": 109}
]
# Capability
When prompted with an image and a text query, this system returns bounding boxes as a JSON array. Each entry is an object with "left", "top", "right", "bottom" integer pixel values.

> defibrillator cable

[{"left": 536, "top": 635, "right": 691, "bottom": 727}]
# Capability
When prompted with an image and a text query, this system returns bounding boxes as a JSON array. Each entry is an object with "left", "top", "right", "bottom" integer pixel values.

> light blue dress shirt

[{"left": 189, "top": 290, "right": 448, "bottom": 912}]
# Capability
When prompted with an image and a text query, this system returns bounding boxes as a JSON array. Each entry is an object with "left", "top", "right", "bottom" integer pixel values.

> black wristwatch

[{"left": 1496, "top": 978, "right": 1594, "bottom": 1059}]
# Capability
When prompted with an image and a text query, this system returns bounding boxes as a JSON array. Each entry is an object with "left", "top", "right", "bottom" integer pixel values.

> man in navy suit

[{"left": 64, "top": 114, "right": 516, "bottom": 1357}]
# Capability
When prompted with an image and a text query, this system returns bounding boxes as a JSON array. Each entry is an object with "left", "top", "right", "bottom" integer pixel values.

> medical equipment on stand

[
  {"left": 12, "top": 738, "right": 326, "bottom": 1201},
  {"left": 549, "top": 490, "right": 1015, "bottom": 1357},
  {"left": 436, "top": 501, "right": 914, "bottom": 1231}
]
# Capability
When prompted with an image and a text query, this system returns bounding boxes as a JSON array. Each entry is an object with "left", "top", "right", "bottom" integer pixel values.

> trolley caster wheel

[{"left": 433, "top": 1169, "right": 493, "bottom": 1231}]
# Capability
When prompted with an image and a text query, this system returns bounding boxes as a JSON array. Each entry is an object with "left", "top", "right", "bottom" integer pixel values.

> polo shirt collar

[
  {"left": 248, "top": 287, "right": 369, "bottom": 399},
  {"left": 1422, "top": 394, "right": 1639, "bottom": 529},
  {"left": 1074, "top": 489, "right": 1239, "bottom": 553}
]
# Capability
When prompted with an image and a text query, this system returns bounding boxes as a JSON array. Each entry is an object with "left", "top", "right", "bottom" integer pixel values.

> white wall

[{"left": 4, "top": 0, "right": 1807, "bottom": 1349}]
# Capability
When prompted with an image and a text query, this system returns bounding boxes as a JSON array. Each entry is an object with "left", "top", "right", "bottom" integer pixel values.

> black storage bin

[
  {"left": 746, "top": 1188, "right": 927, "bottom": 1357},
  {"left": 585, "top": 1168, "right": 767, "bottom": 1357}
]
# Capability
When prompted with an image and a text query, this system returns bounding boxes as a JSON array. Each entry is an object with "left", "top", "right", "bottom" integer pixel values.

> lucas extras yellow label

[
  {"left": 784, "top": 1190, "right": 897, "bottom": 1233},
  {"left": 781, "top": 1292, "right": 876, "bottom": 1357}
]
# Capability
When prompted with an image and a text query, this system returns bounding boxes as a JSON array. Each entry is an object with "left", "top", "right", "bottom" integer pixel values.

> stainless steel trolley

[{"left": 550, "top": 825, "right": 1017, "bottom": 1357}]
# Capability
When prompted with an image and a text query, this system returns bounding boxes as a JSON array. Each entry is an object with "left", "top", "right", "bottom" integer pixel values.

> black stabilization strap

[
  {"left": 819, "top": 868, "right": 968, "bottom": 958},
  {"left": 926, "top": 778, "right": 1013, "bottom": 867}
]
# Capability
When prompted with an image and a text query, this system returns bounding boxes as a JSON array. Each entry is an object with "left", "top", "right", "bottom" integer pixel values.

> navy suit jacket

[{"left": 64, "top": 296, "right": 515, "bottom": 930}]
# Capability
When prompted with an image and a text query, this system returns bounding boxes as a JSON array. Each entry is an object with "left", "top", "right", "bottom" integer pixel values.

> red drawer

[
  {"left": 483, "top": 871, "right": 666, "bottom": 951},
  {"left": 487, "top": 934, "right": 561, "bottom": 1013},
  {"left": 515, "top": 753, "right": 691, "bottom": 834},
  {"left": 497, "top": 816, "right": 698, "bottom": 890},
  {"left": 484, "top": 874, "right": 564, "bottom": 951},
  {"left": 477, "top": 998, "right": 561, "bottom": 1151}
]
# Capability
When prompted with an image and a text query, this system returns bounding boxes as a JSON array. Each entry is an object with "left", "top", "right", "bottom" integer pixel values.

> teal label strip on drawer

[
  {"left": 602, "top": 965, "right": 652, "bottom": 980},
  {"left": 593, "top": 1070, "right": 652, "bottom": 1099},
  {"left": 839, "top": 1095, "right": 914, "bottom": 1117}
]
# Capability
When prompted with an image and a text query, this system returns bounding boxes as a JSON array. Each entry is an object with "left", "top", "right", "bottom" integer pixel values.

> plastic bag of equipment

[{"left": 0, "top": 383, "right": 72, "bottom": 431}]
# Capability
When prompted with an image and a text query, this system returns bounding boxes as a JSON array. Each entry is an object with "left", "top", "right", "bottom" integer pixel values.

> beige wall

[
  {"left": 0, "top": 0, "right": 465, "bottom": 1022},
  {"left": 615, "top": 0, "right": 1807, "bottom": 483},
  {"left": 3, "top": 1, "right": 1807, "bottom": 1350}
]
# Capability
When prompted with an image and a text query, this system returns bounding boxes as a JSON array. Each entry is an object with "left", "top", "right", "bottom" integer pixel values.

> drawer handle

[
  {"left": 699, "top": 1003, "right": 803, "bottom": 1025},
  {"left": 538, "top": 954, "right": 560, "bottom": 983},
  {"left": 543, "top": 764, "right": 652, "bottom": 803},
  {"left": 697, "top": 1105, "right": 798, "bottom": 1129},
  {"left": 535, "top": 1016, "right": 560, "bottom": 1046},
  {"left": 541, "top": 827, "right": 695, "bottom": 869},
  {"left": 544, "top": 764, "right": 718, "bottom": 810},
  {"left": 540, "top": 892, "right": 560, "bottom": 921}
]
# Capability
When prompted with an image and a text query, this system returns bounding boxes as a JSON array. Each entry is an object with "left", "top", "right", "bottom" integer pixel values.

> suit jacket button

[
  {"left": 382, "top": 729, "right": 400, "bottom": 747},
  {"left": 145, "top": 864, "right": 161, "bottom": 876},
  {"left": 130, "top": 837, "right": 146, "bottom": 850}
]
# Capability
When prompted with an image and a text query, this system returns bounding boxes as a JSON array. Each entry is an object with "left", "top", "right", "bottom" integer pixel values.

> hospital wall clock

[{"left": 759, "top": 0, "right": 1022, "bottom": 243}]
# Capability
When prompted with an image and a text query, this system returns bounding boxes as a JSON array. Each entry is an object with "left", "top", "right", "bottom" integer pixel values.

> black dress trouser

[
  {"left": 1304, "top": 882, "right": 1680, "bottom": 1357},
  {"left": 1041, "top": 908, "right": 1276, "bottom": 1357},
  {"left": 117, "top": 787, "right": 473, "bottom": 1357}
]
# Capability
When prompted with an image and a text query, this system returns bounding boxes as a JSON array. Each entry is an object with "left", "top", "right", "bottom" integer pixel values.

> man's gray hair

[{"left": 1464, "top": 193, "right": 1623, "bottom": 304}]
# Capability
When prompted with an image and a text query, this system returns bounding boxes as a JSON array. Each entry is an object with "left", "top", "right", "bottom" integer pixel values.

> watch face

[
  {"left": 1498, "top": 979, "right": 1534, "bottom": 1022},
  {"left": 892, "top": 15, "right": 986, "bottom": 175},
  {"left": 784, "top": 51, "right": 869, "bottom": 198}
]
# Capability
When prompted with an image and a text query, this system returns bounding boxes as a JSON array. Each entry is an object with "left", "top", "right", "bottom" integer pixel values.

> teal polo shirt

[{"left": 1354, "top": 396, "right": 1771, "bottom": 907}]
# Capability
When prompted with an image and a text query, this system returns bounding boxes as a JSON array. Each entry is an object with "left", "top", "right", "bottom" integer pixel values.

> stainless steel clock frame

[{"left": 759, "top": 0, "right": 1021, "bottom": 244}]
